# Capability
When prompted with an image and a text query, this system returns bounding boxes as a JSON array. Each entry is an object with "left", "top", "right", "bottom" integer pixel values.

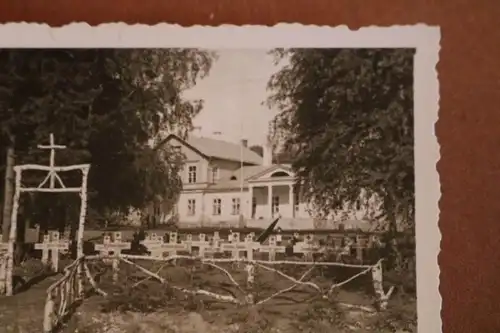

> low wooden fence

[{"left": 41, "top": 229, "right": 394, "bottom": 332}]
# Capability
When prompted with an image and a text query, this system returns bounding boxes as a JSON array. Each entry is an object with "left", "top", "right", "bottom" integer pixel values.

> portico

[{"left": 247, "top": 166, "right": 298, "bottom": 219}]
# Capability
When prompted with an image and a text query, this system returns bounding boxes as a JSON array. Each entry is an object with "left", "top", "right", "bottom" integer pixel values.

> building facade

[{"left": 151, "top": 134, "right": 373, "bottom": 230}]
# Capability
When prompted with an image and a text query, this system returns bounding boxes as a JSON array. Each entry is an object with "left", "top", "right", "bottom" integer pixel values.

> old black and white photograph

[{"left": 0, "top": 25, "right": 440, "bottom": 332}]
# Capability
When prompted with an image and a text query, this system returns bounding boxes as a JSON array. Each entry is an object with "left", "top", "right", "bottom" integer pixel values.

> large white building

[{"left": 150, "top": 133, "right": 373, "bottom": 230}]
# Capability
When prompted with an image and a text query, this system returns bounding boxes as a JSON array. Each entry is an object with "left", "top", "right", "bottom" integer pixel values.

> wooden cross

[
  {"left": 95, "top": 232, "right": 131, "bottom": 282},
  {"left": 258, "top": 235, "right": 286, "bottom": 261},
  {"left": 37, "top": 133, "right": 66, "bottom": 188},
  {"left": 160, "top": 232, "right": 188, "bottom": 257},
  {"left": 275, "top": 231, "right": 283, "bottom": 243},
  {"left": 191, "top": 233, "right": 210, "bottom": 258},
  {"left": 293, "top": 234, "right": 317, "bottom": 261},
  {"left": 183, "top": 234, "right": 194, "bottom": 253},
  {"left": 34, "top": 231, "right": 69, "bottom": 272},
  {"left": 222, "top": 232, "right": 241, "bottom": 259},
  {"left": 95, "top": 232, "right": 131, "bottom": 256},
  {"left": 221, "top": 232, "right": 258, "bottom": 260},
  {"left": 213, "top": 231, "right": 221, "bottom": 241},
  {"left": 203, "top": 232, "right": 223, "bottom": 258},
  {"left": 140, "top": 233, "right": 163, "bottom": 258},
  {"left": 243, "top": 233, "right": 260, "bottom": 260}
]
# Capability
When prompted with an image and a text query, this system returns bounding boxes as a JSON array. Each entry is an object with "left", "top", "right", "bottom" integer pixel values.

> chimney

[
  {"left": 241, "top": 139, "right": 248, "bottom": 148},
  {"left": 262, "top": 143, "right": 273, "bottom": 166}
]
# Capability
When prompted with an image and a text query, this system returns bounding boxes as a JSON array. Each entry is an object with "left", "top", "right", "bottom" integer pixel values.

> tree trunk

[{"left": 2, "top": 143, "right": 15, "bottom": 243}]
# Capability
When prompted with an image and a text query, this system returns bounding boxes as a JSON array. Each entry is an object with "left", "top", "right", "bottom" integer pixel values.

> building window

[
  {"left": 187, "top": 199, "right": 196, "bottom": 216},
  {"left": 252, "top": 197, "right": 256, "bottom": 218},
  {"left": 231, "top": 198, "right": 240, "bottom": 215},
  {"left": 188, "top": 165, "right": 197, "bottom": 183},
  {"left": 294, "top": 192, "right": 300, "bottom": 212},
  {"left": 212, "top": 198, "right": 222, "bottom": 215},
  {"left": 272, "top": 196, "right": 280, "bottom": 216},
  {"left": 212, "top": 166, "right": 219, "bottom": 183}
]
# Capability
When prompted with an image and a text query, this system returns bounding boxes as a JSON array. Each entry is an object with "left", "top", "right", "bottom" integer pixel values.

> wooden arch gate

[{"left": 0, "top": 134, "right": 90, "bottom": 296}]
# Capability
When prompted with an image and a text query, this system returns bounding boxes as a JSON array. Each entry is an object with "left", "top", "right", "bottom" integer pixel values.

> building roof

[
  {"left": 207, "top": 165, "right": 295, "bottom": 191},
  {"left": 160, "top": 134, "right": 263, "bottom": 165},
  {"left": 187, "top": 136, "right": 262, "bottom": 165},
  {"left": 206, "top": 166, "right": 272, "bottom": 191},
  {"left": 232, "top": 165, "right": 271, "bottom": 180}
]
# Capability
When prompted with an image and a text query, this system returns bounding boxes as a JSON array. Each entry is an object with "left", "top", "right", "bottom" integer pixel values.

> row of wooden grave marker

[{"left": 3, "top": 230, "right": 381, "bottom": 279}]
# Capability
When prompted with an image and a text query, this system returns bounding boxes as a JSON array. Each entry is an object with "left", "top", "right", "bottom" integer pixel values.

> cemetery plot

[{"left": 83, "top": 250, "right": 390, "bottom": 315}]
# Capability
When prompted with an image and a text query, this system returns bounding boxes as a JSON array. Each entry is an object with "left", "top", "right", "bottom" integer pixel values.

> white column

[
  {"left": 289, "top": 184, "right": 294, "bottom": 218},
  {"left": 268, "top": 185, "right": 273, "bottom": 218}
]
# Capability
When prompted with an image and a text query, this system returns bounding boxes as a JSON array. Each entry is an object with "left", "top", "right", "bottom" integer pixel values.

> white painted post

[
  {"left": 0, "top": 240, "right": 8, "bottom": 293},
  {"left": 371, "top": 261, "right": 394, "bottom": 310}
]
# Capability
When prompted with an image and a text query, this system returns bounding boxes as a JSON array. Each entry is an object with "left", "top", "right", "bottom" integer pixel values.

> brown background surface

[{"left": 0, "top": 1, "right": 498, "bottom": 332}]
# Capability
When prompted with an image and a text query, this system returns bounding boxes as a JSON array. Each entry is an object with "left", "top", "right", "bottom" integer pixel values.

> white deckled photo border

[{"left": 0, "top": 23, "right": 441, "bottom": 333}]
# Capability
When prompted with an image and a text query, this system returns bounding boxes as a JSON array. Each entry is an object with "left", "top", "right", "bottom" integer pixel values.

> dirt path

[{"left": 0, "top": 276, "right": 60, "bottom": 333}]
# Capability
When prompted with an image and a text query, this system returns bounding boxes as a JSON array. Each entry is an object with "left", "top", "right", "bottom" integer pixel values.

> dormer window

[{"left": 212, "top": 166, "right": 219, "bottom": 183}]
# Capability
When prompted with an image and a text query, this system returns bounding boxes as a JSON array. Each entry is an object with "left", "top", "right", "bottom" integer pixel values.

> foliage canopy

[
  {"left": 0, "top": 49, "right": 216, "bottom": 229},
  {"left": 267, "top": 48, "right": 414, "bottom": 231}
]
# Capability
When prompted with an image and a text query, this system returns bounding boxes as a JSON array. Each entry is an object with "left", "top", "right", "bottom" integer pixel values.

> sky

[{"left": 182, "top": 49, "right": 284, "bottom": 147}]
